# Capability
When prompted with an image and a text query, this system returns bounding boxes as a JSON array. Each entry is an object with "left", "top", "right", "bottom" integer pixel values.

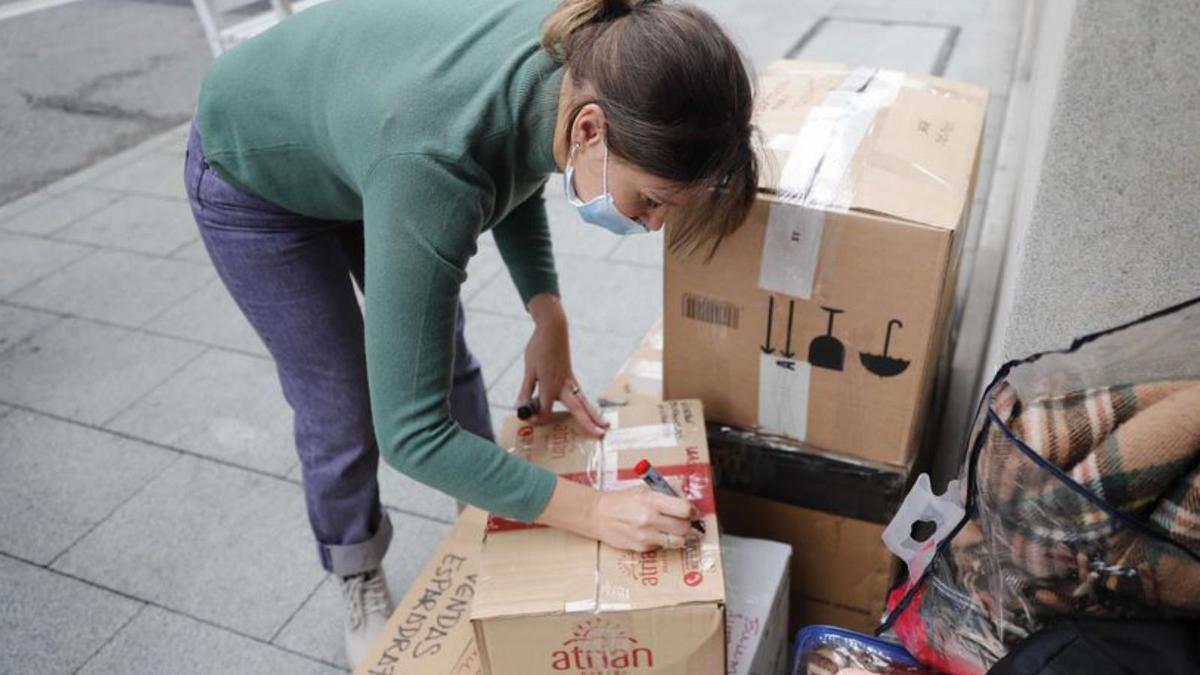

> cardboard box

[
  {"left": 353, "top": 507, "right": 488, "bottom": 675},
  {"left": 356, "top": 512, "right": 793, "bottom": 675},
  {"left": 603, "top": 319, "right": 903, "bottom": 635},
  {"left": 717, "top": 489, "right": 897, "bottom": 636},
  {"left": 665, "top": 60, "right": 988, "bottom": 467},
  {"left": 792, "top": 598, "right": 878, "bottom": 637},
  {"left": 600, "top": 318, "right": 664, "bottom": 409},
  {"left": 723, "top": 535, "right": 791, "bottom": 675},
  {"left": 472, "top": 400, "right": 726, "bottom": 675}
]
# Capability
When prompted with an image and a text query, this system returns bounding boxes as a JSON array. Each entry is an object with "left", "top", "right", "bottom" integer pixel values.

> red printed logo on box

[{"left": 550, "top": 617, "right": 654, "bottom": 671}]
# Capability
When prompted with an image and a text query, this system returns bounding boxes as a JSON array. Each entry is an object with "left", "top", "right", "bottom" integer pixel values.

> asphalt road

[{"left": 0, "top": 0, "right": 213, "bottom": 204}]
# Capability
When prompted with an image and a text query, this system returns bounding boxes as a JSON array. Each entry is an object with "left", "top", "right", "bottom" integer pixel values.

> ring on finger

[{"left": 569, "top": 382, "right": 581, "bottom": 396}]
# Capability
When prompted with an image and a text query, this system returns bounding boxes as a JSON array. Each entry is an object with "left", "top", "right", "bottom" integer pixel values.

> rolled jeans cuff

[{"left": 320, "top": 511, "right": 393, "bottom": 576}]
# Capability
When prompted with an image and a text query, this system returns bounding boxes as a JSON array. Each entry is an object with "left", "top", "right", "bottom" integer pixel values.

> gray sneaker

[{"left": 339, "top": 568, "right": 394, "bottom": 668}]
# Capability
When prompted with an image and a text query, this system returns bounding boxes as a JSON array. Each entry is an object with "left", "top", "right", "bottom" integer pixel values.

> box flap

[
  {"left": 353, "top": 507, "right": 487, "bottom": 674},
  {"left": 472, "top": 401, "right": 725, "bottom": 621},
  {"left": 754, "top": 60, "right": 988, "bottom": 230}
]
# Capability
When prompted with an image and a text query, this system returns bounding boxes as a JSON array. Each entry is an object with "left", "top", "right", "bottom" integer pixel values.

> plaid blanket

[
  {"left": 889, "top": 380, "right": 1200, "bottom": 675},
  {"left": 957, "top": 378, "right": 1200, "bottom": 622}
]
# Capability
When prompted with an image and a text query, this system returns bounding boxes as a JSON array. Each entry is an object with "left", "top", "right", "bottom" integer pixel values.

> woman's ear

[{"left": 572, "top": 103, "right": 607, "bottom": 147}]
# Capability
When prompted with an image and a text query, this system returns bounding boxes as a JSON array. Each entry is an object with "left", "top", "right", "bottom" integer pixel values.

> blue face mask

[{"left": 564, "top": 142, "right": 649, "bottom": 236}]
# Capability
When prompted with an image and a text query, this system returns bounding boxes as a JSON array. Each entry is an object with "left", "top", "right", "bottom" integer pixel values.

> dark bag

[{"left": 989, "top": 619, "right": 1200, "bottom": 675}]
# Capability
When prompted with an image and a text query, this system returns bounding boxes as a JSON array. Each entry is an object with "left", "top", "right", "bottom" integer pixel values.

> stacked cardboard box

[
  {"left": 665, "top": 59, "right": 988, "bottom": 470},
  {"left": 659, "top": 60, "right": 987, "bottom": 632}
]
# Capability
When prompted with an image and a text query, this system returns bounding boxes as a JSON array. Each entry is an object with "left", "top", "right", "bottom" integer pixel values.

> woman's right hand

[
  {"left": 591, "top": 485, "right": 700, "bottom": 552},
  {"left": 537, "top": 476, "right": 701, "bottom": 553}
]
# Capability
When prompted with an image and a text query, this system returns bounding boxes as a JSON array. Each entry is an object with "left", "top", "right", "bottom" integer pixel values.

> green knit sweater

[{"left": 197, "top": 0, "right": 562, "bottom": 522}]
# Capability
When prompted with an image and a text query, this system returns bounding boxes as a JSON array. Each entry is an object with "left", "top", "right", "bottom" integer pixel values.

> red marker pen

[{"left": 634, "top": 459, "right": 706, "bottom": 534}]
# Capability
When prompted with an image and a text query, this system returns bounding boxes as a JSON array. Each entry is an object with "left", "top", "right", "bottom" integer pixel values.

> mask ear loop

[{"left": 601, "top": 141, "right": 610, "bottom": 195}]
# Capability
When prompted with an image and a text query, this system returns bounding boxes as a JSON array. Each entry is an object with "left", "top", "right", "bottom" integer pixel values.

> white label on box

[
  {"left": 603, "top": 424, "right": 679, "bottom": 452},
  {"left": 758, "top": 203, "right": 824, "bottom": 300},
  {"left": 757, "top": 352, "right": 810, "bottom": 441}
]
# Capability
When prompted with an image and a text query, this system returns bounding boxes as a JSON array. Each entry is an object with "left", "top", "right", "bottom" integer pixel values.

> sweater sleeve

[
  {"left": 490, "top": 182, "right": 560, "bottom": 305},
  {"left": 362, "top": 154, "right": 558, "bottom": 522}
]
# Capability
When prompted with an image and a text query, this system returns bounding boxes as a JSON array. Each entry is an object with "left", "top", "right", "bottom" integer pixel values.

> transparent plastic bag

[
  {"left": 791, "top": 625, "right": 933, "bottom": 675},
  {"left": 880, "top": 297, "right": 1200, "bottom": 674}
]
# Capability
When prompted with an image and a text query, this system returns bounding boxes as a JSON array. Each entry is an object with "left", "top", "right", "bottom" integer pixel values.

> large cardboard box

[
  {"left": 356, "top": 517, "right": 792, "bottom": 675},
  {"left": 471, "top": 400, "right": 726, "bottom": 675},
  {"left": 353, "top": 507, "right": 488, "bottom": 675},
  {"left": 723, "top": 535, "right": 791, "bottom": 675},
  {"left": 665, "top": 60, "right": 988, "bottom": 467},
  {"left": 717, "top": 490, "right": 896, "bottom": 636}
]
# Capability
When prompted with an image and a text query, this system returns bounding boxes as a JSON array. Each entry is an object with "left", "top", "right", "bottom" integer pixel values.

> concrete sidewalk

[{"left": 0, "top": 1, "right": 1026, "bottom": 672}]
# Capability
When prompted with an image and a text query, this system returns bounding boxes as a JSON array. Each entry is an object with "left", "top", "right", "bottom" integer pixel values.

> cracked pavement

[{"left": 0, "top": 0, "right": 211, "bottom": 203}]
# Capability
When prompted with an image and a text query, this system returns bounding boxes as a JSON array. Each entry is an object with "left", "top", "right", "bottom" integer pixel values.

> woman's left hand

[{"left": 518, "top": 294, "right": 609, "bottom": 436}]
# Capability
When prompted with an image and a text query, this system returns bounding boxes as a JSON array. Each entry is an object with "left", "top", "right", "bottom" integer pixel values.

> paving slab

[
  {"left": 942, "top": 18, "right": 1022, "bottom": 96},
  {"left": 376, "top": 467, "right": 459, "bottom": 523},
  {"left": 0, "top": 191, "right": 48, "bottom": 225},
  {"left": 272, "top": 513, "right": 451, "bottom": 668},
  {"left": 289, "top": 458, "right": 460, "bottom": 524},
  {"left": 461, "top": 236, "right": 505, "bottom": 304},
  {"left": 52, "top": 456, "right": 327, "bottom": 641},
  {"left": 792, "top": 17, "right": 953, "bottom": 73},
  {"left": 608, "top": 230, "right": 665, "bottom": 268},
  {"left": 0, "top": 303, "right": 57, "bottom": 355},
  {"left": 488, "top": 325, "right": 641, "bottom": 410},
  {"left": 143, "top": 277, "right": 268, "bottom": 356},
  {"left": 168, "top": 237, "right": 213, "bottom": 264},
  {"left": 694, "top": 0, "right": 822, "bottom": 69},
  {"left": 0, "top": 188, "right": 122, "bottom": 237},
  {"left": 53, "top": 194, "right": 199, "bottom": 256},
  {"left": 0, "top": 555, "right": 143, "bottom": 675},
  {"left": 0, "top": 232, "right": 92, "bottom": 297},
  {"left": 78, "top": 606, "right": 343, "bottom": 675},
  {"left": 462, "top": 310, "right": 531, "bottom": 389},
  {"left": 9, "top": 248, "right": 213, "bottom": 328},
  {"left": 0, "top": 411, "right": 177, "bottom": 565},
  {"left": 105, "top": 349, "right": 295, "bottom": 476},
  {"left": 468, "top": 256, "right": 662, "bottom": 338},
  {"left": 0, "top": 318, "right": 204, "bottom": 425},
  {"left": 92, "top": 152, "right": 188, "bottom": 201}
]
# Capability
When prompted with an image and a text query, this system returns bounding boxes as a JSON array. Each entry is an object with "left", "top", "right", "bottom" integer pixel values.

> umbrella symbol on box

[{"left": 860, "top": 318, "right": 910, "bottom": 377}]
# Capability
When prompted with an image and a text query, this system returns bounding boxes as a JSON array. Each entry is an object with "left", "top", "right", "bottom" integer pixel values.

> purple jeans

[{"left": 184, "top": 122, "right": 493, "bottom": 575}]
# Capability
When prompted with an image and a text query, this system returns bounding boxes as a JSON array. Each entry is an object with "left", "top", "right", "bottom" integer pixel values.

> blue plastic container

[{"left": 791, "top": 625, "right": 925, "bottom": 674}]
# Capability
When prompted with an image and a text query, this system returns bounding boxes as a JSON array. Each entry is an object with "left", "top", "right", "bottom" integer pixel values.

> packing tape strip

[
  {"left": 757, "top": 351, "right": 811, "bottom": 442},
  {"left": 759, "top": 68, "right": 907, "bottom": 300},
  {"left": 775, "top": 67, "right": 907, "bottom": 211},
  {"left": 758, "top": 204, "right": 825, "bottom": 300},
  {"left": 603, "top": 423, "right": 679, "bottom": 452}
]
